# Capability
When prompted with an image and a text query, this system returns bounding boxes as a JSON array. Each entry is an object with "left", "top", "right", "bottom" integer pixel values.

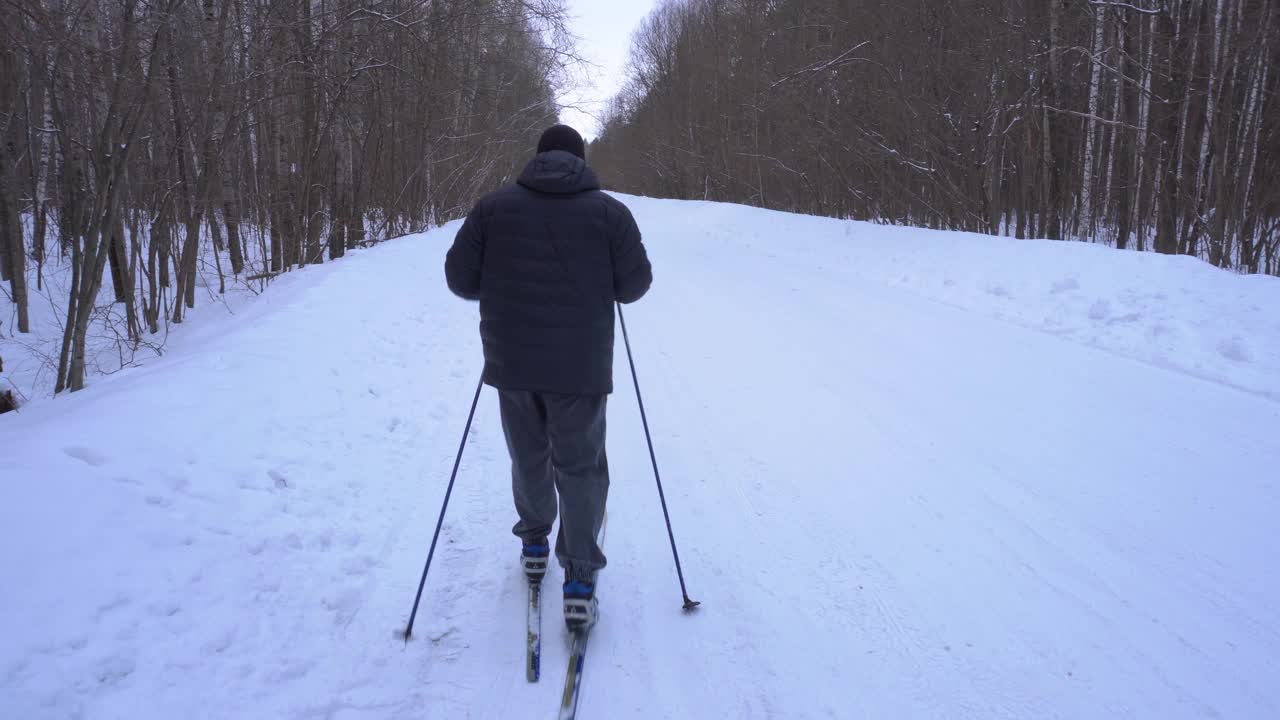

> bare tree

[
  {"left": 2, "top": 0, "right": 576, "bottom": 394},
  {"left": 593, "top": 0, "right": 1280, "bottom": 275}
]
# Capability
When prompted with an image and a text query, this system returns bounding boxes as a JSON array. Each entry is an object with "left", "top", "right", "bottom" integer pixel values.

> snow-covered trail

[
  {"left": 3, "top": 196, "right": 1278, "bottom": 719},
  {"left": 622, "top": 202, "right": 1279, "bottom": 719}
]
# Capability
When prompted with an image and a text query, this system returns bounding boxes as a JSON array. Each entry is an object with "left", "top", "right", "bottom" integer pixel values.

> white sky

[{"left": 556, "top": 0, "right": 660, "bottom": 141}]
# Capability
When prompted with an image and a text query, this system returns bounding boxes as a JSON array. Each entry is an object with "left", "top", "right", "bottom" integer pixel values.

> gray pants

[{"left": 498, "top": 389, "right": 609, "bottom": 580}]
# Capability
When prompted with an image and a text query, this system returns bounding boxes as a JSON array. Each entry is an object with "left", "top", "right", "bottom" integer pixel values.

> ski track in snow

[{"left": 2, "top": 195, "right": 1279, "bottom": 719}]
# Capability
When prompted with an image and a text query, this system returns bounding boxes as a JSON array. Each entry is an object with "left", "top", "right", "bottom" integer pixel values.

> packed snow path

[{"left": 3, "top": 196, "right": 1278, "bottom": 719}]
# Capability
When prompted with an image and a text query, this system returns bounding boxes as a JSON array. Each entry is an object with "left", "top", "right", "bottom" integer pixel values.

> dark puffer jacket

[{"left": 444, "top": 150, "right": 652, "bottom": 394}]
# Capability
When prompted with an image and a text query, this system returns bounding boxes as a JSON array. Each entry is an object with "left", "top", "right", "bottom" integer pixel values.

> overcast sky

[{"left": 556, "top": 0, "right": 659, "bottom": 141}]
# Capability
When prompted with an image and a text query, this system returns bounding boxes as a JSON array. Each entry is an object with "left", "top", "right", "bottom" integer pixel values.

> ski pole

[
  {"left": 617, "top": 304, "right": 700, "bottom": 611},
  {"left": 403, "top": 374, "right": 485, "bottom": 642}
]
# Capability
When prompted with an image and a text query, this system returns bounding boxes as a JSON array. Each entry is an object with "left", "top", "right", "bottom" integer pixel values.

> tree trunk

[
  {"left": 223, "top": 159, "right": 244, "bottom": 274},
  {"left": 0, "top": 193, "right": 9, "bottom": 282},
  {"left": 1198, "top": 0, "right": 1228, "bottom": 263},
  {"left": 28, "top": 39, "right": 51, "bottom": 291},
  {"left": 1115, "top": 11, "right": 1140, "bottom": 251},
  {"left": 0, "top": 171, "right": 31, "bottom": 334},
  {"left": 1174, "top": 0, "right": 1203, "bottom": 256},
  {"left": 1079, "top": 4, "right": 1107, "bottom": 239},
  {"left": 106, "top": 215, "right": 129, "bottom": 302},
  {"left": 1236, "top": 28, "right": 1269, "bottom": 273},
  {"left": 146, "top": 216, "right": 163, "bottom": 333},
  {"left": 0, "top": 39, "right": 30, "bottom": 332},
  {"left": 120, "top": 212, "right": 140, "bottom": 341},
  {"left": 54, "top": 239, "right": 80, "bottom": 394},
  {"left": 1153, "top": 9, "right": 1182, "bottom": 256}
]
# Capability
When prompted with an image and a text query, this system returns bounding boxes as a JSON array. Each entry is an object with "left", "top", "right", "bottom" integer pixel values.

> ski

[
  {"left": 526, "top": 581, "right": 542, "bottom": 682},
  {"left": 558, "top": 512, "right": 605, "bottom": 717},
  {"left": 558, "top": 630, "right": 590, "bottom": 720}
]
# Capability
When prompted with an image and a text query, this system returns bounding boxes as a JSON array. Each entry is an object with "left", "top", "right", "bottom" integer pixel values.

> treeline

[
  {"left": 592, "top": 0, "right": 1280, "bottom": 275},
  {"left": 0, "top": 0, "right": 570, "bottom": 392}
]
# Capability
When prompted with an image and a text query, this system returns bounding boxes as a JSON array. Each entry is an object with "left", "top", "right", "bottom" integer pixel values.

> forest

[
  {"left": 2, "top": 0, "right": 1278, "bottom": 402},
  {"left": 592, "top": 0, "right": 1279, "bottom": 275},
  {"left": 0, "top": 0, "right": 571, "bottom": 393}
]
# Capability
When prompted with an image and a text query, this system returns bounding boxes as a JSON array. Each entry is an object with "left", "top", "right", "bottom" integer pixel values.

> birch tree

[
  {"left": 594, "top": 0, "right": 1280, "bottom": 275},
  {"left": 3, "top": 0, "right": 576, "bottom": 393}
]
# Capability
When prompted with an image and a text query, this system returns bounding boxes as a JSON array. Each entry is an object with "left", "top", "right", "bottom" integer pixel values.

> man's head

[{"left": 537, "top": 124, "right": 586, "bottom": 160}]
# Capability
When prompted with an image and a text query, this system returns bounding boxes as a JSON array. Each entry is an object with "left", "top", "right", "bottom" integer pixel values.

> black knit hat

[{"left": 537, "top": 124, "right": 586, "bottom": 159}]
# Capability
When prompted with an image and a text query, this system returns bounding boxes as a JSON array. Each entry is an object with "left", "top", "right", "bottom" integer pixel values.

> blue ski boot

[
  {"left": 521, "top": 538, "right": 550, "bottom": 583},
  {"left": 563, "top": 571, "right": 598, "bottom": 632}
]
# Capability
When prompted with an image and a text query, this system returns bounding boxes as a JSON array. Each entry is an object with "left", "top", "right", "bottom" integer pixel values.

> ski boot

[
  {"left": 563, "top": 572, "right": 598, "bottom": 632},
  {"left": 521, "top": 537, "right": 550, "bottom": 583}
]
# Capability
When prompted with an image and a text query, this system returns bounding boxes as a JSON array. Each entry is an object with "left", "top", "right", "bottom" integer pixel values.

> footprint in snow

[
  {"left": 95, "top": 655, "right": 137, "bottom": 686},
  {"left": 268, "top": 468, "right": 291, "bottom": 488},
  {"left": 1217, "top": 336, "right": 1253, "bottom": 363},
  {"left": 95, "top": 594, "right": 131, "bottom": 619},
  {"left": 163, "top": 473, "right": 191, "bottom": 493},
  {"left": 1107, "top": 312, "right": 1143, "bottom": 325},
  {"left": 269, "top": 658, "right": 316, "bottom": 683},
  {"left": 4, "top": 657, "right": 29, "bottom": 683},
  {"left": 64, "top": 446, "right": 109, "bottom": 467},
  {"left": 144, "top": 494, "right": 175, "bottom": 508},
  {"left": 322, "top": 587, "right": 365, "bottom": 626},
  {"left": 202, "top": 628, "right": 237, "bottom": 654},
  {"left": 342, "top": 555, "right": 378, "bottom": 577},
  {"left": 311, "top": 531, "right": 334, "bottom": 550},
  {"left": 147, "top": 600, "right": 182, "bottom": 618}
]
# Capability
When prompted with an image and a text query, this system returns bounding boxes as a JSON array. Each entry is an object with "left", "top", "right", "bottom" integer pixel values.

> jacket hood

[{"left": 517, "top": 150, "right": 601, "bottom": 195}]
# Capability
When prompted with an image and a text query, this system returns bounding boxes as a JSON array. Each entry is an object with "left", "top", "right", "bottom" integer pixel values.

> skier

[{"left": 444, "top": 124, "right": 652, "bottom": 631}]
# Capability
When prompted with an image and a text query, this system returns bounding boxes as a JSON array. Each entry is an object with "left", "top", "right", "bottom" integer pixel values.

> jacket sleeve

[
  {"left": 611, "top": 204, "right": 652, "bottom": 304},
  {"left": 445, "top": 204, "right": 485, "bottom": 301}
]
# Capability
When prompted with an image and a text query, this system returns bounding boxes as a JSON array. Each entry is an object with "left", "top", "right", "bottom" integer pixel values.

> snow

[
  {"left": 2, "top": 195, "right": 1279, "bottom": 719},
  {"left": 1, "top": 229, "right": 270, "bottom": 405}
]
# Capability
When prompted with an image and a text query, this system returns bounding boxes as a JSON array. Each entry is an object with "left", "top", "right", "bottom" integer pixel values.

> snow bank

[
  {"left": 1, "top": 235, "right": 470, "bottom": 718},
  {"left": 1, "top": 247, "right": 268, "bottom": 406},
  {"left": 6, "top": 200, "right": 1276, "bottom": 408},
  {"left": 625, "top": 195, "right": 1280, "bottom": 400}
]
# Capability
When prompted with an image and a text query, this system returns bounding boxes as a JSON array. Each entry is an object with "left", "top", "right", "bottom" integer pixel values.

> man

[{"left": 444, "top": 124, "right": 652, "bottom": 631}]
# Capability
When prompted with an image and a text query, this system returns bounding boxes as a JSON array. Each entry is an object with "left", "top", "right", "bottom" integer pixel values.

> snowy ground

[
  {"left": 2, "top": 195, "right": 1278, "bottom": 719},
  {"left": 1, "top": 231, "right": 271, "bottom": 405}
]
